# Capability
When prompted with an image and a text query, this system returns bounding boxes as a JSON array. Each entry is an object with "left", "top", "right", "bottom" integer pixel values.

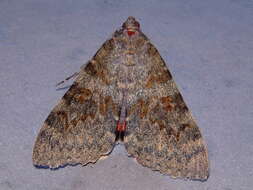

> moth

[{"left": 33, "top": 17, "right": 209, "bottom": 181}]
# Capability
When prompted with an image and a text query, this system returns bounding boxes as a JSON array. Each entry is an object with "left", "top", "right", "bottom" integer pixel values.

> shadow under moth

[{"left": 33, "top": 17, "right": 209, "bottom": 181}]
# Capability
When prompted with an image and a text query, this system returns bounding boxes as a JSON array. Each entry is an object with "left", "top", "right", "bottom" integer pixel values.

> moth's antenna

[{"left": 56, "top": 72, "right": 79, "bottom": 87}]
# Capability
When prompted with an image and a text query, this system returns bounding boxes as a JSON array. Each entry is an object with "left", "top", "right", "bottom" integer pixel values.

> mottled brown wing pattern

[
  {"left": 124, "top": 41, "right": 209, "bottom": 180},
  {"left": 33, "top": 16, "right": 209, "bottom": 181},
  {"left": 32, "top": 39, "right": 119, "bottom": 168}
]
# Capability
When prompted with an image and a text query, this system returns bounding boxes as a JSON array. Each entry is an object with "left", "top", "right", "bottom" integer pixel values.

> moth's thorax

[
  {"left": 110, "top": 28, "right": 149, "bottom": 96},
  {"left": 112, "top": 36, "right": 149, "bottom": 98}
]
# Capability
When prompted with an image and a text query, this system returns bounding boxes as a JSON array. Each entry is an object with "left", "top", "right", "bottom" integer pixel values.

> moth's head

[{"left": 122, "top": 16, "right": 140, "bottom": 37}]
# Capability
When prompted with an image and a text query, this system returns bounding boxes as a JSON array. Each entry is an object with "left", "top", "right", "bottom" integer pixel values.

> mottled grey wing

[
  {"left": 33, "top": 39, "right": 119, "bottom": 168},
  {"left": 124, "top": 42, "right": 209, "bottom": 180}
]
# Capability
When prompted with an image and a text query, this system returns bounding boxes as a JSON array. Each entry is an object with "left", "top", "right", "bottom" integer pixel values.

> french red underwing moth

[{"left": 33, "top": 17, "right": 209, "bottom": 181}]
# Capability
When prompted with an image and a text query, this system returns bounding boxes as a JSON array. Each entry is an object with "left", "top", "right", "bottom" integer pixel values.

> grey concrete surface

[{"left": 0, "top": 0, "right": 253, "bottom": 189}]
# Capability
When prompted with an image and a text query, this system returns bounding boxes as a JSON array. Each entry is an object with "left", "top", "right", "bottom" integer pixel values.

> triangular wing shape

[
  {"left": 33, "top": 17, "right": 209, "bottom": 181},
  {"left": 119, "top": 17, "right": 209, "bottom": 180},
  {"left": 33, "top": 37, "right": 120, "bottom": 168}
]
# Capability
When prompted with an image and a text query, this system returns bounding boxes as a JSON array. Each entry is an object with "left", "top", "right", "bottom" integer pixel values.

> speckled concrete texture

[{"left": 0, "top": 0, "right": 252, "bottom": 189}]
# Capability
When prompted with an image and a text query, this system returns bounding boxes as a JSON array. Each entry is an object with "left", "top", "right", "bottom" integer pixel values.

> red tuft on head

[{"left": 127, "top": 30, "right": 135, "bottom": 36}]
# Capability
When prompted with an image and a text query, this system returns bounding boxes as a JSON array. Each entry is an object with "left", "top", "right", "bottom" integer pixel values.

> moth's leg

[{"left": 56, "top": 72, "right": 79, "bottom": 87}]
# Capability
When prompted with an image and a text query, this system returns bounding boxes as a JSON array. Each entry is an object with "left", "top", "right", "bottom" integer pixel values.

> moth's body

[{"left": 33, "top": 17, "right": 209, "bottom": 181}]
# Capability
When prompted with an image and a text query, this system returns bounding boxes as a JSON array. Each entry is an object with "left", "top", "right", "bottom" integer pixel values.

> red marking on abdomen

[{"left": 116, "top": 120, "right": 126, "bottom": 132}]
